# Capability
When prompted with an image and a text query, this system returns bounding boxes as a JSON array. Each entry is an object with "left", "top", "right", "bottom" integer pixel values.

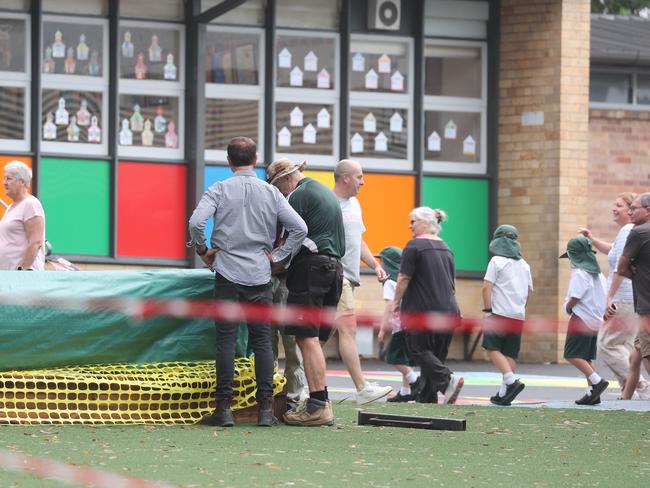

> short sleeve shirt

[
  {"left": 400, "top": 238, "right": 460, "bottom": 315},
  {"left": 607, "top": 223, "right": 634, "bottom": 303},
  {"left": 622, "top": 222, "right": 650, "bottom": 315},
  {"left": 0, "top": 195, "right": 46, "bottom": 270},
  {"left": 382, "top": 279, "right": 401, "bottom": 333},
  {"left": 563, "top": 268, "right": 607, "bottom": 330},
  {"left": 484, "top": 256, "right": 533, "bottom": 320},
  {"left": 338, "top": 196, "right": 365, "bottom": 285}
]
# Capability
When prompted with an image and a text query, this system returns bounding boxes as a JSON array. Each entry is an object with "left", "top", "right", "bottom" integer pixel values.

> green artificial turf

[{"left": 1, "top": 402, "right": 649, "bottom": 487}]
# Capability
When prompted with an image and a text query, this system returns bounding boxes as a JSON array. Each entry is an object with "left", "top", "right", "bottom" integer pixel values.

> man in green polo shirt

[{"left": 267, "top": 158, "right": 345, "bottom": 426}]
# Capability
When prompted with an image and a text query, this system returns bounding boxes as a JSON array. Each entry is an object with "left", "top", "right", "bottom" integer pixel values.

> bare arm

[
  {"left": 378, "top": 299, "right": 393, "bottom": 344},
  {"left": 617, "top": 255, "right": 634, "bottom": 279},
  {"left": 607, "top": 272, "right": 625, "bottom": 304},
  {"left": 360, "top": 240, "right": 387, "bottom": 282},
  {"left": 565, "top": 297, "right": 579, "bottom": 315},
  {"left": 482, "top": 280, "right": 493, "bottom": 311},
  {"left": 19, "top": 216, "right": 44, "bottom": 269},
  {"left": 578, "top": 228, "right": 612, "bottom": 254},
  {"left": 392, "top": 273, "right": 411, "bottom": 313}
]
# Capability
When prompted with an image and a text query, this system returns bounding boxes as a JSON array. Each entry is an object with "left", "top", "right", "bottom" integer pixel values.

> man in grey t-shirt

[{"left": 332, "top": 159, "right": 393, "bottom": 405}]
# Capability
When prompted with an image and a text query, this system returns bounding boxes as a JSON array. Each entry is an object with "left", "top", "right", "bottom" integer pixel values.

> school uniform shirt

[
  {"left": 563, "top": 268, "right": 607, "bottom": 331},
  {"left": 382, "top": 278, "right": 401, "bottom": 333},
  {"left": 484, "top": 256, "right": 533, "bottom": 320}
]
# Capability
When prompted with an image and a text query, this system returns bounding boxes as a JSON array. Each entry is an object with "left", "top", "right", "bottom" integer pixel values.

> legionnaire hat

[
  {"left": 489, "top": 224, "right": 522, "bottom": 260},
  {"left": 375, "top": 246, "right": 402, "bottom": 282},
  {"left": 266, "top": 158, "right": 306, "bottom": 185},
  {"left": 559, "top": 235, "right": 600, "bottom": 274}
]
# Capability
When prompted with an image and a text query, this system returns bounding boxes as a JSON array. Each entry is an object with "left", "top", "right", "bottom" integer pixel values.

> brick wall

[
  {"left": 498, "top": 0, "right": 591, "bottom": 362},
  {"left": 588, "top": 109, "right": 650, "bottom": 257}
]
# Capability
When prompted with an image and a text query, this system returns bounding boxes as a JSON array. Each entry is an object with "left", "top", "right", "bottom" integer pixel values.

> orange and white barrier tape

[{"left": 0, "top": 448, "right": 177, "bottom": 488}]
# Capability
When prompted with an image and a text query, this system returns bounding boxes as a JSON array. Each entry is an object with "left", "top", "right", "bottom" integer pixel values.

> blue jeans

[{"left": 213, "top": 272, "right": 274, "bottom": 401}]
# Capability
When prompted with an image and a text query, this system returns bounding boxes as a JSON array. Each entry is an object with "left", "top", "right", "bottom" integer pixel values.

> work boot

[
  {"left": 283, "top": 398, "right": 334, "bottom": 426},
  {"left": 257, "top": 396, "right": 278, "bottom": 427},
  {"left": 200, "top": 399, "right": 234, "bottom": 427}
]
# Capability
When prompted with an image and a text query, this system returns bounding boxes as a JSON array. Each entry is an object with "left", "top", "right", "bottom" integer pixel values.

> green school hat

[{"left": 559, "top": 235, "right": 600, "bottom": 274}]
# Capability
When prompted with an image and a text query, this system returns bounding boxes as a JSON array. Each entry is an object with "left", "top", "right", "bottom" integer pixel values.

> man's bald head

[{"left": 333, "top": 159, "right": 364, "bottom": 198}]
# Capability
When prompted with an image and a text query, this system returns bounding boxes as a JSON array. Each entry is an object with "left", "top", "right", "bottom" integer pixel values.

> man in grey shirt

[{"left": 188, "top": 137, "right": 307, "bottom": 427}]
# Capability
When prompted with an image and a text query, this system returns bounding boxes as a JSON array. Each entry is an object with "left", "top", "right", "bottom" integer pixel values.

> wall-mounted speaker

[{"left": 368, "top": 0, "right": 401, "bottom": 31}]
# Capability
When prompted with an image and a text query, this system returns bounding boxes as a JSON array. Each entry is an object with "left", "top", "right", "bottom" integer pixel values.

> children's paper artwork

[
  {"left": 317, "top": 108, "right": 330, "bottom": 129},
  {"left": 290, "top": 66, "right": 303, "bottom": 87},
  {"left": 374, "top": 131, "right": 388, "bottom": 152},
  {"left": 135, "top": 52, "right": 147, "bottom": 79},
  {"left": 427, "top": 131, "right": 441, "bottom": 152},
  {"left": 52, "top": 30, "right": 65, "bottom": 58},
  {"left": 304, "top": 51, "right": 318, "bottom": 72},
  {"left": 350, "top": 132, "right": 363, "bottom": 153},
  {"left": 130, "top": 104, "right": 144, "bottom": 132},
  {"left": 76, "top": 34, "right": 89, "bottom": 61},
  {"left": 149, "top": 35, "right": 162, "bottom": 63},
  {"left": 76, "top": 99, "right": 90, "bottom": 126},
  {"left": 365, "top": 68, "right": 378, "bottom": 90},
  {"left": 444, "top": 120, "right": 457, "bottom": 140},
  {"left": 390, "top": 70, "right": 404, "bottom": 92},
  {"left": 88, "top": 116, "right": 101, "bottom": 143},
  {"left": 303, "top": 123, "right": 316, "bottom": 144},
  {"left": 43, "top": 47, "right": 55, "bottom": 73},
  {"left": 352, "top": 52, "right": 365, "bottom": 72},
  {"left": 164, "top": 53, "right": 177, "bottom": 80},
  {"left": 317, "top": 69, "right": 330, "bottom": 89},
  {"left": 390, "top": 112, "right": 403, "bottom": 133},
  {"left": 463, "top": 135, "right": 476, "bottom": 156},
  {"left": 43, "top": 113, "right": 57, "bottom": 140},
  {"left": 165, "top": 121, "right": 178, "bottom": 148},
  {"left": 88, "top": 50, "right": 100, "bottom": 76},
  {"left": 378, "top": 54, "right": 391, "bottom": 74},
  {"left": 278, "top": 126, "right": 291, "bottom": 147},
  {"left": 66, "top": 116, "right": 80, "bottom": 142},
  {"left": 119, "top": 119, "right": 133, "bottom": 146},
  {"left": 142, "top": 119, "right": 154, "bottom": 146},
  {"left": 154, "top": 106, "right": 167, "bottom": 133},
  {"left": 55, "top": 98, "right": 69, "bottom": 126},
  {"left": 363, "top": 112, "right": 376, "bottom": 133},
  {"left": 290, "top": 106, "right": 303, "bottom": 127},
  {"left": 278, "top": 48, "right": 291, "bottom": 68},
  {"left": 121, "top": 31, "right": 134, "bottom": 58},
  {"left": 64, "top": 47, "right": 76, "bottom": 74}
]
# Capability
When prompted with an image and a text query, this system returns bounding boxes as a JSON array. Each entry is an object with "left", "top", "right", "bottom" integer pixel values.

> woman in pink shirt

[{"left": 0, "top": 161, "right": 46, "bottom": 270}]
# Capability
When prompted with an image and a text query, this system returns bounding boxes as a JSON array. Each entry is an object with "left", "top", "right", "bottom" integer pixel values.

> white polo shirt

[
  {"left": 484, "top": 256, "right": 533, "bottom": 320},
  {"left": 563, "top": 268, "right": 607, "bottom": 331}
]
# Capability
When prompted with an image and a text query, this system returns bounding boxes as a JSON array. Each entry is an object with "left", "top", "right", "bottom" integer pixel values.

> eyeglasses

[
  {"left": 409, "top": 220, "right": 419, "bottom": 225},
  {"left": 629, "top": 205, "right": 648, "bottom": 211}
]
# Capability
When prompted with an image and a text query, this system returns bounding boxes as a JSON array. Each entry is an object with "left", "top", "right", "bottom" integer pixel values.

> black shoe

[
  {"left": 587, "top": 380, "right": 609, "bottom": 404},
  {"left": 490, "top": 392, "right": 504, "bottom": 405},
  {"left": 575, "top": 389, "right": 605, "bottom": 406},
  {"left": 200, "top": 400, "right": 234, "bottom": 427},
  {"left": 499, "top": 380, "right": 525, "bottom": 406},
  {"left": 387, "top": 392, "right": 415, "bottom": 403},
  {"left": 257, "top": 397, "right": 278, "bottom": 427}
]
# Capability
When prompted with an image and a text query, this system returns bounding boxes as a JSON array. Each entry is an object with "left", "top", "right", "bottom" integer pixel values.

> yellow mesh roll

[{"left": 0, "top": 359, "right": 286, "bottom": 425}]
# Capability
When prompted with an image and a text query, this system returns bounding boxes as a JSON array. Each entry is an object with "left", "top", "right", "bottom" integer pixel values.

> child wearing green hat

[
  {"left": 376, "top": 246, "right": 421, "bottom": 402},
  {"left": 482, "top": 225, "right": 533, "bottom": 406},
  {"left": 560, "top": 235, "right": 609, "bottom": 405}
]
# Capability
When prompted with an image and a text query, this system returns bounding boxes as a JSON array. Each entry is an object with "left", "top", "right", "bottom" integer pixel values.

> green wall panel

[
  {"left": 421, "top": 177, "right": 489, "bottom": 272},
  {"left": 39, "top": 158, "right": 110, "bottom": 256}
]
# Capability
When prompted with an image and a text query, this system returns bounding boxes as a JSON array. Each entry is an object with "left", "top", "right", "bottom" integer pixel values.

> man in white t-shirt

[
  {"left": 481, "top": 225, "right": 533, "bottom": 406},
  {"left": 331, "top": 159, "right": 392, "bottom": 405}
]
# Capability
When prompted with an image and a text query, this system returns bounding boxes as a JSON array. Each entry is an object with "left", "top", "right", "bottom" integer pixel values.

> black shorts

[
  {"left": 284, "top": 252, "right": 343, "bottom": 339},
  {"left": 564, "top": 315, "right": 598, "bottom": 361}
]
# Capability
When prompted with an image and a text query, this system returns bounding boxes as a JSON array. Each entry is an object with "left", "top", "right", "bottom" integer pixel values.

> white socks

[
  {"left": 400, "top": 386, "right": 411, "bottom": 396},
  {"left": 405, "top": 371, "right": 419, "bottom": 384},
  {"left": 588, "top": 373, "right": 602, "bottom": 385},
  {"left": 499, "top": 372, "right": 516, "bottom": 396}
]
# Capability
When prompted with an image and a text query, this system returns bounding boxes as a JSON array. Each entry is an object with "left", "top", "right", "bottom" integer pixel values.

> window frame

[
  {"left": 0, "top": 12, "right": 30, "bottom": 152},
  {"left": 349, "top": 34, "right": 413, "bottom": 171},
  {"left": 204, "top": 25, "right": 265, "bottom": 163},
  {"left": 589, "top": 66, "right": 650, "bottom": 111},
  {"left": 40, "top": 14, "right": 109, "bottom": 156},
  {"left": 273, "top": 29, "right": 340, "bottom": 168},
  {"left": 422, "top": 38, "right": 487, "bottom": 175},
  {"left": 117, "top": 19, "right": 185, "bottom": 161}
]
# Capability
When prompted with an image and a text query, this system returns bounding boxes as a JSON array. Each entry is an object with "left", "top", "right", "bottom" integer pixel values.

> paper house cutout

[
  {"left": 304, "top": 51, "right": 318, "bottom": 72},
  {"left": 119, "top": 119, "right": 133, "bottom": 146},
  {"left": 365, "top": 68, "right": 378, "bottom": 90},
  {"left": 374, "top": 131, "right": 388, "bottom": 152},
  {"left": 390, "top": 112, "right": 403, "bottom": 132},
  {"left": 352, "top": 52, "right": 365, "bottom": 72},
  {"left": 428, "top": 131, "right": 441, "bottom": 152},
  {"left": 351, "top": 132, "right": 363, "bottom": 153},
  {"left": 390, "top": 70, "right": 404, "bottom": 92},
  {"left": 317, "top": 68, "right": 330, "bottom": 89},
  {"left": 278, "top": 126, "right": 291, "bottom": 147},
  {"left": 463, "top": 135, "right": 476, "bottom": 156},
  {"left": 88, "top": 116, "right": 101, "bottom": 143},
  {"left": 363, "top": 112, "right": 376, "bottom": 133},
  {"left": 303, "top": 123, "right": 316, "bottom": 144},
  {"left": 290, "top": 66, "right": 303, "bottom": 87},
  {"left": 290, "top": 106, "right": 303, "bottom": 127},
  {"left": 378, "top": 54, "right": 391, "bottom": 73},
  {"left": 317, "top": 108, "right": 331, "bottom": 128},
  {"left": 445, "top": 120, "right": 457, "bottom": 139},
  {"left": 278, "top": 48, "right": 292, "bottom": 68}
]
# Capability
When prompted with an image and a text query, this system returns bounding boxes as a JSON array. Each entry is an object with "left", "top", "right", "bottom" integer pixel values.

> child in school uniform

[
  {"left": 376, "top": 246, "right": 421, "bottom": 402},
  {"left": 560, "top": 235, "right": 610, "bottom": 405},
  {"left": 482, "top": 225, "right": 533, "bottom": 406}
]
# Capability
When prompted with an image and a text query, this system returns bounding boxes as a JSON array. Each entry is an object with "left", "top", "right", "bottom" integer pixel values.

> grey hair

[
  {"left": 334, "top": 159, "right": 359, "bottom": 182},
  {"left": 639, "top": 192, "right": 650, "bottom": 208},
  {"left": 410, "top": 206, "right": 447, "bottom": 234},
  {"left": 4, "top": 160, "right": 32, "bottom": 185}
]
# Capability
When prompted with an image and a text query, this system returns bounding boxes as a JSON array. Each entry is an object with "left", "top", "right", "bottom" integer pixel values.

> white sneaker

[
  {"left": 443, "top": 375, "right": 464, "bottom": 404},
  {"left": 637, "top": 385, "right": 650, "bottom": 400},
  {"left": 356, "top": 381, "right": 393, "bottom": 405}
]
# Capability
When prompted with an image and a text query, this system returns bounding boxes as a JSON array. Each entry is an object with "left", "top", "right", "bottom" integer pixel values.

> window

[
  {"left": 349, "top": 35, "right": 411, "bottom": 170},
  {"left": 120, "top": 0, "right": 184, "bottom": 21},
  {"left": 202, "top": 0, "right": 264, "bottom": 26},
  {"left": 589, "top": 72, "right": 631, "bottom": 104},
  {"left": 118, "top": 21, "right": 184, "bottom": 160},
  {"left": 41, "top": 15, "right": 108, "bottom": 156},
  {"left": 204, "top": 26, "right": 263, "bottom": 163},
  {"left": 0, "top": 13, "right": 29, "bottom": 152},
  {"left": 42, "top": 0, "right": 107, "bottom": 16},
  {"left": 637, "top": 74, "right": 650, "bottom": 105},
  {"left": 275, "top": 30, "right": 339, "bottom": 167},
  {"left": 276, "top": 0, "right": 339, "bottom": 30},
  {"left": 423, "top": 40, "right": 486, "bottom": 174}
]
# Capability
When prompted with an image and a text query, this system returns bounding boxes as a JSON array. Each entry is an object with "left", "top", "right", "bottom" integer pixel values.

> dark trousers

[
  {"left": 214, "top": 272, "right": 274, "bottom": 401},
  {"left": 406, "top": 331, "right": 452, "bottom": 399}
]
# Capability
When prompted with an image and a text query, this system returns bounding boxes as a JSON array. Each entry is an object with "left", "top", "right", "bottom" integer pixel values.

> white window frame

[
  {"left": 117, "top": 20, "right": 185, "bottom": 160},
  {"left": 0, "top": 12, "right": 30, "bottom": 152},
  {"left": 589, "top": 66, "right": 650, "bottom": 111},
  {"left": 349, "top": 34, "right": 413, "bottom": 171},
  {"left": 273, "top": 29, "right": 340, "bottom": 168},
  {"left": 204, "top": 25, "right": 264, "bottom": 163},
  {"left": 40, "top": 15, "right": 109, "bottom": 156},
  {"left": 422, "top": 38, "right": 487, "bottom": 175}
]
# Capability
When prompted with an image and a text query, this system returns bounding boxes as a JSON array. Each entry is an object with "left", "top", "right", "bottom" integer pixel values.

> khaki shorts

[
  {"left": 336, "top": 277, "right": 356, "bottom": 314},
  {"left": 636, "top": 316, "right": 650, "bottom": 358}
]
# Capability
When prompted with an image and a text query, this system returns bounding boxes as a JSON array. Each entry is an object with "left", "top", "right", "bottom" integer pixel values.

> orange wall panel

[{"left": 0, "top": 156, "right": 32, "bottom": 219}]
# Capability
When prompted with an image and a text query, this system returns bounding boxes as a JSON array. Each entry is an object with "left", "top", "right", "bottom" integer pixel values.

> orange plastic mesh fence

[{"left": 0, "top": 359, "right": 286, "bottom": 425}]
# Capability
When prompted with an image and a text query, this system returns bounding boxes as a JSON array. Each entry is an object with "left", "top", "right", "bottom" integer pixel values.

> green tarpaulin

[{"left": 0, "top": 269, "right": 233, "bottom": 371}]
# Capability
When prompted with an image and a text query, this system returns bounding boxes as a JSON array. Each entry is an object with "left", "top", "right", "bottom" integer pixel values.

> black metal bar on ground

[{"left": 358, "top": 411, "right": 466, "bottom": 431}]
